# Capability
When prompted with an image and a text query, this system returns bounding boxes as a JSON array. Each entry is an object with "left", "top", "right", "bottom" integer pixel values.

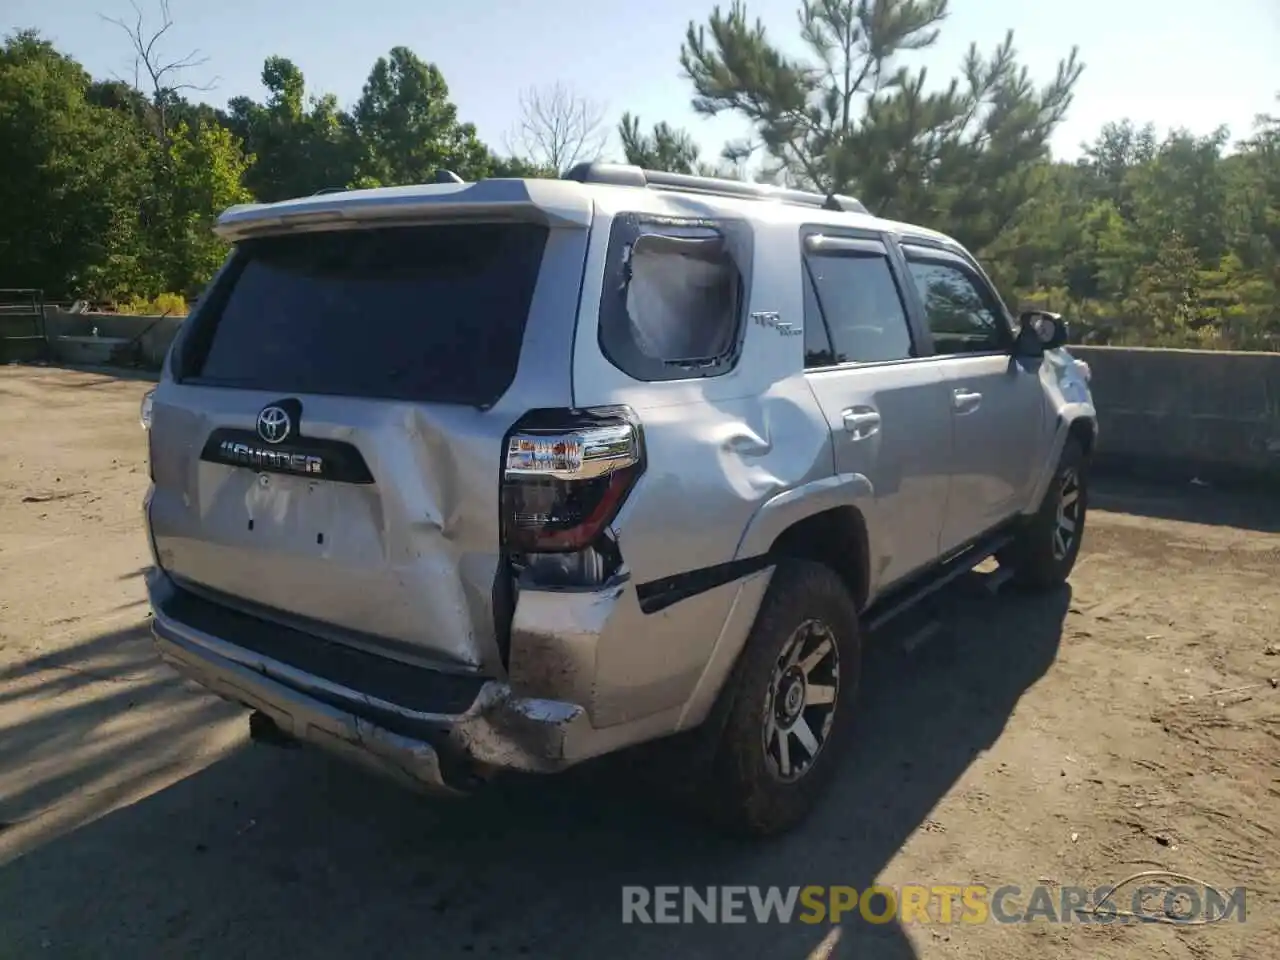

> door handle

[
  {"left": 842, "top": 407, "right": 881, "bottom": 439},
  {"left": 952, "top": 388, "right": 983, "bottom": 413}
]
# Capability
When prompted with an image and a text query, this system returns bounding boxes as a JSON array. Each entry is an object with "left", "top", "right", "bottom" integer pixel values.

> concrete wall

[
  {"left": 44, "top": 308, "right": 183, "bottom": 368},
  {"left": 26, "top": 312, "right": 1280, "bottom": 485},
  {"left": 1071, "top": 345, "right": 1280, "bottom": 485}
]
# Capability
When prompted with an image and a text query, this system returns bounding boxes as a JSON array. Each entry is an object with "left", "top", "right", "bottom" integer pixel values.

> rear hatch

[{"left": 147, "top": 184, "right": 590, "bottom": 674}]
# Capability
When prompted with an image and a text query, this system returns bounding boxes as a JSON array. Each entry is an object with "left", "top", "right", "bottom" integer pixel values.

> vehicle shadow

[{"left": 0, "top": 573, "right": 1069, "bottom": 959}]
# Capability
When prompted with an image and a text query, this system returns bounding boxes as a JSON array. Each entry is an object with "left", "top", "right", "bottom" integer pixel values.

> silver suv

[{"left": 142, "top": 164, "right": 1096, "bottom": 837}]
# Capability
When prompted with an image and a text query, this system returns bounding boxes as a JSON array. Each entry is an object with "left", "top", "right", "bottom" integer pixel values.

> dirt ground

[{"left": 0, "top": 364, "right": 1277, "bottom": 960}]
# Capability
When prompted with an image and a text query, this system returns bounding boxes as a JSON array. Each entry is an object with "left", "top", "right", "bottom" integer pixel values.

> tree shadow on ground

[
  {"left": 7, "top": 359, "right": 160, "bottom": 384},
  {"left": 1091, "top": 473, "right": 1280, "bottom": 534},
  {"left": 0, "top": 572, "right": 1070, "bottom": 960}
]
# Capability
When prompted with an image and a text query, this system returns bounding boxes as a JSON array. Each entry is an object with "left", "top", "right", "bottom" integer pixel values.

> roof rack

[{"left": 562, "top": 162, "right": 868, "bottom": 215}]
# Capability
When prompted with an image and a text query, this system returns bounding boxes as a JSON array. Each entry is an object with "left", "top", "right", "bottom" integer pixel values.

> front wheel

[
  {"left": 1000, "top": 437, "right": 1088, "bottom": 589},
  {"left": 698, "top": 560, "right": 861, "bottom": 838}
]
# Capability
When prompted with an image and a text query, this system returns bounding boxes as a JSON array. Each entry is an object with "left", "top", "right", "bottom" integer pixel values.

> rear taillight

[{"left": 501, "top": 408, "right": 644, "bottom": 555}]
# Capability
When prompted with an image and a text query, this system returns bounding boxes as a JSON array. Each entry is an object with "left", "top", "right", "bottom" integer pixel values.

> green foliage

[
  {"left": 150, "top": 120, "right": 254, "bottom": 297},
  {"left": 0, "top": 31, "right": 153, "bottom": 299},
  {"left": 115, "top": 292, "right": 188, "bottom": 316},
  {"left": 677, "top": 0, "right": 1082, "bottom": 252},
  {"left": 0, "top": 33, "right": 499, "bottom": 301},
  {"left": 1001, "top": 118, "right": 1280, "bottom": 350},
  {"left": 486, "top": 154, "right": 557, "bottom": 179},
  {"left": 226, "top": 57, "right": 361, "bottom": 201},
  {"left": 0, "top": 12, "right": 1275, "bottom": 351},
  {"left": 617, "top": 112, "right": 747, "bottom": 179},
  {"left": 352, "top": 47, "right": 490, "bottom": 186},
  {"left": 619, "top": 113, "right": 703, "bottom": 173},
  {"left": 633, "top": 0, "right": 1277, "bottom": 351}
]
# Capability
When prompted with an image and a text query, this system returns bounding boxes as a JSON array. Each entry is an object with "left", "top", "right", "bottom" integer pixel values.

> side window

[
  {"left": 804, "top": 252, "right": 914, "bottom": 364},
  {"left": 905, "top": 258, "right": 1007, "bottom": 355},
  {"left": 802, "top": 267, "right": 836, "bottom": 368},
  {"left": 597, "top": 213, "right": 751, "bottom": 382}
]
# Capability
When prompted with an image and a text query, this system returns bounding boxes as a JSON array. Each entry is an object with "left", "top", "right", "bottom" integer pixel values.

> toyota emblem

[{"left": 256, "top": 405, "right": 292, "bottom": 444}]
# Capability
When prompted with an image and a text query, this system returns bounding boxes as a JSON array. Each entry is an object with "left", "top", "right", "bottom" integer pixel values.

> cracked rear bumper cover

[{"left": 151, "top": 596, "right": 590, "bottom": 795}]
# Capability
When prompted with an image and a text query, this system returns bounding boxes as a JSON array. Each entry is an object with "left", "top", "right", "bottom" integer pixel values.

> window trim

[
  {"left": 899, "top": 240, "right": 1016, "bottom": 356},
  {"left": 799, "top": 225, "right": 933, "bottom": 372}
]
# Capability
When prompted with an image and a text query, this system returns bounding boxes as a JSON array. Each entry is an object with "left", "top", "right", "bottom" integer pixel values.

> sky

[{"left": 8, "top": 0, "right": 1280, "bottom": 166}]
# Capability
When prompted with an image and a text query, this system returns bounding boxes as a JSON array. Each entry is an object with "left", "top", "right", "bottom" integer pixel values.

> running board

[{"left": 864, "top": 530, "right": 1016, "bottom": 633}]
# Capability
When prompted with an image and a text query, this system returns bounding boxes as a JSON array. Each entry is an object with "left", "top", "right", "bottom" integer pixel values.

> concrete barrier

[
  {"left": 1070, "top": 345, "right": 1280, "bottom": 485},
  {"left": 44, "top": 308, "right": 183, "bottom": 368},
  {"left": 26, "top": 312, "right": 1280, "bottom": 487}
]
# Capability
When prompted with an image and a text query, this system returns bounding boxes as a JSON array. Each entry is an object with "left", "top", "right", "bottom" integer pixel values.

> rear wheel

[
  {"left": 1000, "top": 438, "right": 1088, "bottom": 589},
  {"left": 697, "top": 560, "right": 861, "bottom": 838}
]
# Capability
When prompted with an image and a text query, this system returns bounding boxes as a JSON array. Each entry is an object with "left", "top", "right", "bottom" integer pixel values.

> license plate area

[{"left": 243, "top": 471, "right": 339, "bottom": 553}]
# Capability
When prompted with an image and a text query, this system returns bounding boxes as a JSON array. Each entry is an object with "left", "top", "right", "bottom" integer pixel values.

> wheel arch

[
  {"left": 733, "top": 473, "right": 875, "bottom": 612},
  {"left": 1067, "top": 415, "right": 1097, "bottom": 459},
  {"left": 1024, "top": 410, "right": 1097, "bottom": 516},
  {"left": 768, "top": 506, "right": 871, "bottom": 613},
  {"left": 676, "top": 478, "right": 874, "bottom": 734}
]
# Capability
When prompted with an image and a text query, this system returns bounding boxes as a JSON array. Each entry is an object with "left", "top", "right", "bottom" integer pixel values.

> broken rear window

[{"left": 597, "top": 214, "right": 750, "bottom": 381}]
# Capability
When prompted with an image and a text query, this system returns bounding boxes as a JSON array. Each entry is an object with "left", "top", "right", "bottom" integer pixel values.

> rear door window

[
  {"left": 185, "top": 222, "right": 549, "bottom": 407},
  {"left": 803, "top": 241, "right": 915, "bottom": 365}
]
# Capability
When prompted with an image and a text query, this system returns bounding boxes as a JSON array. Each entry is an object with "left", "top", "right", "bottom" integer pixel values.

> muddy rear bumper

[{"left": 147, "top": 571, "right": 594, "bottom": 794}]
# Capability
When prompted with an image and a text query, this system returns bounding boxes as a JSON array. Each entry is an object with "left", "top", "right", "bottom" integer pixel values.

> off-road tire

[
  {"left": 1000, "top": 437, "right": 1088, "bottom": 589},
  {"left": 697, "top": 559, "right": 861, "bottom": 838}
]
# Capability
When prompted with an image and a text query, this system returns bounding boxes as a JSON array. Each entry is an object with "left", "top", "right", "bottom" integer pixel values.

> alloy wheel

[
  {"left": 1053, "top": 468, "right": 1082, "bottom": 561},
  {"left": 762, "top": 619, "right": 840, "bottom": 783}
]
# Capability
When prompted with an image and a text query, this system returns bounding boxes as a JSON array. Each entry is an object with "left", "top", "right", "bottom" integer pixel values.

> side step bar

[{"left": 864, "top": 529, "right": 1016, "bottom": 633}]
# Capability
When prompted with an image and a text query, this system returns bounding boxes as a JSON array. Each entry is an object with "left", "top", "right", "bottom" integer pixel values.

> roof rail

[{"left": 562, "top": 162, "right": 868, "bottom": 215}]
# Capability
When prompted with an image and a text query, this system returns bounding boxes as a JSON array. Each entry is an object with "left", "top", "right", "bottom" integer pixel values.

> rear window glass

[
  {"left": 187, "top": 223, "right": 549, "bottom": 406},
  {"left": 597, "top": 214, "right": 750, "bottom": 381}
]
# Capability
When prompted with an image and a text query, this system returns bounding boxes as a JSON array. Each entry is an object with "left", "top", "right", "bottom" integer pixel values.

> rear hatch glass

[{"left": 184, "top": 222, "right": 549, "bottom": 407}]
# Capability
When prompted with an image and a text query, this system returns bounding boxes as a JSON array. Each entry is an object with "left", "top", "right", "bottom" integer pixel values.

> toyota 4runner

[{"left": 141, "top": 163, "right": 1096, "bottom": 837}]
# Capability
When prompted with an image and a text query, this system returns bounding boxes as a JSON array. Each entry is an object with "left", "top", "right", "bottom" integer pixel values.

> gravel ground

[{"left": 1, "top": 364, "right": 1277, "bottom": 960}]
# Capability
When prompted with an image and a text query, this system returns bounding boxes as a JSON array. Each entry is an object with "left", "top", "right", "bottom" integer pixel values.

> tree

[
  {"left": 1079, "top": 119, "right": 1156, "bottom": 218},
  {"left": 678, "top": 0, "right": 1082, "bottom": 251},
  {"left": 508, "top": 82, "right": 606, "bottom": 174},
  {"left": 226, "top": 56, "right": 360, "bottom": 200},
  {"left": 618, "top": 112, "right": 703, "bottom": 173},
  {"left": 149, "top": 120, "right": 253, "bottom": 295},
  {"left": 100, "top": 0, "right": 216, "bottom": 144},
  {"left": 0, "top": 30, "right": 153, "bottom": 298},
  {"left": 352, "top": 46, "right": 490, "bottom": 186},
  {"left": 487, "top": 153, "right": 558, "bottom": 178},
  {"left": 617, "top": 112, "right": 744, "bottom": 178}
]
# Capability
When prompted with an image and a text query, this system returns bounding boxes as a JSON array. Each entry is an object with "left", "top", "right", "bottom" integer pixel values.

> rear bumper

[{"left": 148, "top": 570, "right": 594, "bottom": 794}]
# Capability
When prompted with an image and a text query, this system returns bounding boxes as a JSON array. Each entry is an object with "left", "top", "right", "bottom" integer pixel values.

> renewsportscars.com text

[{"left": 621, "top": 884, "right": 1247, "bottom": 925}]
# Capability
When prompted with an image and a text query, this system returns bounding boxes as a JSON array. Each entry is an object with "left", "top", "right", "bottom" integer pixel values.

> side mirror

[{"left": 1016, "top": 310, "right": 1068, "bottom": 354}]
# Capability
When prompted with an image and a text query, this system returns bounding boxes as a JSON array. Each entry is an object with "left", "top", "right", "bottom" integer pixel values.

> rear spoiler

[{"left": 213, "top": 178, "right": 594, "bottom": 242}]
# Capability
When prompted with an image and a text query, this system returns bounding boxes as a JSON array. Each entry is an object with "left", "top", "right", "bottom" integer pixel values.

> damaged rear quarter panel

[{"left": 556, "top": 210, "right": 836, "bottom": 725}]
